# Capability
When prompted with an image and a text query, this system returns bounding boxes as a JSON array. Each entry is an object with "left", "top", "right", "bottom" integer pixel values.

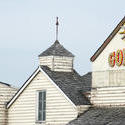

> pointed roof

[
  {"left": 41, "top": 66, "right": 90, "bottom": 105},
  {"left": 90, "top": 16, "right": 125, "bottom": 62},
  {"left": 39, "top": 40, "right": 74, "bottom": 57},
  {"left": 7, "top": 66, "right": 90, "bottom": 108}
]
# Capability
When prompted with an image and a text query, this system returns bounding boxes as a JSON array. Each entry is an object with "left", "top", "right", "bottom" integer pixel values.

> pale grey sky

[{"left": 0, "top": 0, "right": 125, "bottom": 87}]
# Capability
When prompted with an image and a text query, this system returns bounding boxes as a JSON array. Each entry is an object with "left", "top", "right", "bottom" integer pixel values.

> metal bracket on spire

[{"left": 56, "top": 17, "right": 59, "bottom": 41}]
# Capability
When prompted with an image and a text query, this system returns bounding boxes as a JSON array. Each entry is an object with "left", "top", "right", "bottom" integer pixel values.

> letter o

[{"left": 115, "top": 50, "right": 123, "bottom": 66}]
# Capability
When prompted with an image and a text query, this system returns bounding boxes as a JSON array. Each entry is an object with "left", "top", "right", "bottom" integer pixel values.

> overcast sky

[{"left": 0, "top": 0, "right": 125, "bottom": 87}]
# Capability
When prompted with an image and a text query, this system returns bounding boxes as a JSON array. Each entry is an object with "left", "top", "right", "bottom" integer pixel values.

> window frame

[{"left": 36, "top": 90, "right": 46, "bottom": 123}]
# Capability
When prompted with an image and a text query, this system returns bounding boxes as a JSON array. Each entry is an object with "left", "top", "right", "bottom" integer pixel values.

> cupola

[
  {"left": 38, "top": 17, "right": 74, "bottom": 72},
  {"left": 39, "top": 40, "right": 74, "bottom": 72}
]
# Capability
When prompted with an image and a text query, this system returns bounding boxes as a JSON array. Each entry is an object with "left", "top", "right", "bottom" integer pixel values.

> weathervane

[{"left": 56, "top": 17, "right": 59, "bottom": 40}]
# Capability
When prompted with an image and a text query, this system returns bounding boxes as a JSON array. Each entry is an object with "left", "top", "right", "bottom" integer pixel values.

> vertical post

[{"left": 56, "top": 17, "right": 59, "bottom": 40}]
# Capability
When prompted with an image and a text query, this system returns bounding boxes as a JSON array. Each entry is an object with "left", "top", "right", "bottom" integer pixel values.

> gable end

[
  {"left": 7, "top": 66, "right": 76, "bottom": 109},
  {"left": 90, "top": 16, "right": 125, "bottom": 62}
]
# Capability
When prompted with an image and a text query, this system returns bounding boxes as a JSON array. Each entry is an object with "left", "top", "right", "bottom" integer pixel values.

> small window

[{"left": 37, "top": 91, "right": 46, "bottom": 122}]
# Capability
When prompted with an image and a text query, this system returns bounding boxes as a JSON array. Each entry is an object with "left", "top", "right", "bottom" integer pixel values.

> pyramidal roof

[{"left": 39, "top": 40, "right": 74, "bottom": 57}]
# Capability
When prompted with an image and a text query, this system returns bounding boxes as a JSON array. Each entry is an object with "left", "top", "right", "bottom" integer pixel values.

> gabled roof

[
  {"left": 7, "top": 66, "right": 90, "bottom": 108},
  {"left": 90, "top": 16, "right": 125, "bottom": 62},
  {"left": 41, "top": 66, "right": 90, "bottom": 105},
  {"left": 0, "top": 81, "right": 11, "bottom": 86},
  {"left": 39, "top": 40, "right": 74, "bottom": 57},
  {"left": 67, "top": 107, "right": 125, "bottom": 125}
]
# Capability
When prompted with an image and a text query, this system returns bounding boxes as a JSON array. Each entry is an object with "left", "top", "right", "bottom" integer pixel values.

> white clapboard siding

[
  {"left": 92, "top": 70, "right": 125, "bottom": 88},
  {"left": 53, "top": 56, "right": 73, "bottom": 72},
  {"left": 0, "top": 83, "right": 17, "bottom": 125},
  {"left": 8, "top": 71, "right": 78, "bottom": 125},
  {"left": 91, "top": 86, "right": 125, "bottom": 106},
  {"left": 39, "top": 56, "right": 73, "bottom": 72}
]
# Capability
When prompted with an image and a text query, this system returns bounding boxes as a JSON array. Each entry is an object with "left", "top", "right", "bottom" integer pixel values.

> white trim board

[{"left": 7, "top": 67, "right": 40, "bottom": 108}]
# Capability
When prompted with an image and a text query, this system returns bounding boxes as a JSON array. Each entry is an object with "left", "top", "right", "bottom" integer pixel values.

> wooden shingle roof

[
  {"left": 67, "top": 107, "right": 125, "bottom": 125},
  {"left": 41, "top": 66, "right": 90, "bottom": 105},
  {"left": 39, "top": 40, "right": 74, "bottom": 57},
  {"left": 81, "top": 72, "right": 92, "bottom": 92}
]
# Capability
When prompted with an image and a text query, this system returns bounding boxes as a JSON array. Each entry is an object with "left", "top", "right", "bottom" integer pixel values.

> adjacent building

[
  {"left": 0, "top": 82, "right": 17, "bottom": 125},
  {"left": 68, "top": 17, "right": 125, "bottom": 125}
]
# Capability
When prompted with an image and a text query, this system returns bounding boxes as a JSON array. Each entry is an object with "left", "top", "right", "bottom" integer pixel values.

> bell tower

[{"left": 38, "top": 18, "right": 74, "bottom": 72}]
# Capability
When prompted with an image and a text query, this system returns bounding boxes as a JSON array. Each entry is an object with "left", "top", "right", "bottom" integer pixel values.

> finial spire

[{"left": 56, "top": 17, "right": 59, "bottom": 40}]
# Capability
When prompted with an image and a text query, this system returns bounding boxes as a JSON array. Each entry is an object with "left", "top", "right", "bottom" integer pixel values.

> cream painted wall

[
  {"left": 91, "top": 25, "right": 125, "bottom": 105},
  {"left": 91, "top": 86, "right": 125, "bottom": 106},
  {"left": 93, "top": 28, "right": 125, "bottom": 72},
  {"left": 92, "top": 27, "right": 125, "bottom": 88},
  {"left": 8, "top": 71, "right": 78, "bottom": 125}
]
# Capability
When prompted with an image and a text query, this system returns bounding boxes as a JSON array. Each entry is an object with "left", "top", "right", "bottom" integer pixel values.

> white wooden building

[
  {"left": 68, "top": 17, "right": 125, "bottom": 125},
  {"left": 90, "top": 16, "right": 125, "bottom": 106},
  {"left": 5, "top": 40, "right": 89, "bottom": 125},
  {"left": 1, "top": 17, "right": 125, "bottom": 125}
]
